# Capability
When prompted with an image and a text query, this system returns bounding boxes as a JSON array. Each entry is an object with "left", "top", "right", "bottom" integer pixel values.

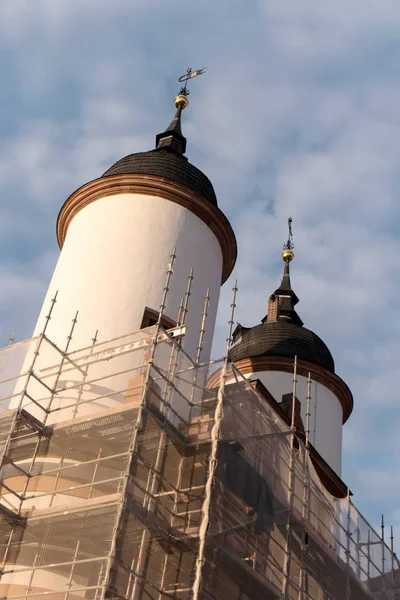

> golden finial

[
  {"left": 174, "top": 94, "right": 189, "bottom": 110},
  {"left": 282, "top": 217, "right": 294, "bottom": 263},
  {"left": 174, "top": 67, "right": 207, "bottom": 110}
]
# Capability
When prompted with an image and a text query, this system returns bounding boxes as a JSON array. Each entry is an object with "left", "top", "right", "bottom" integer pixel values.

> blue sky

[{"left": 1, "top": 0, "right": 400, "bottom": 546}]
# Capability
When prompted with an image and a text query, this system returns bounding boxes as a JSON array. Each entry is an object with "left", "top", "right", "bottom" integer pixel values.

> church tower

[
  {"left": 227, "top": 221, "right": 353, "bottom": 476},
  {"left": 34, "top": 91, "right": 236, "bottom": 358}
]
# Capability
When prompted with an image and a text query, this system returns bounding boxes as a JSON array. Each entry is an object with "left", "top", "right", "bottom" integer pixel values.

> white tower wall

[
  {"left": 34, "top": 193, "right": 224, "bottom": 360},
  {"left": 230, "top": 370, "right": 343, "bottom": 476},
  {"left": 249, "top": 370, "right": 342, "bottom": 475}
]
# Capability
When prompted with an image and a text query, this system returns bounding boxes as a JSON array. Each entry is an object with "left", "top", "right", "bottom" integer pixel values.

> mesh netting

[{"left": 0, "top": 329, "right": 396, "bottom": 599}]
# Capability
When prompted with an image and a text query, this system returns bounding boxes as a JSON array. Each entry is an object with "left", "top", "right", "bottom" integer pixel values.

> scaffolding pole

[
  {"left": 63, "top": 539, "right": 80, "bottom": 600},
  {"left": 345, "top": 490, "right": 352, "bottom": 600},
  {"left": 390, "top": 525, "right": 395, "bottom": 598},
  {"left": 161, "top": 267, "right": 194, "bottom": 418},
  {"left": 179, "top": 268, "right": 194, "bottom": 329},
  {"left": 381, "top": 514, "right": 386, "bottom": 577},
  {"left": 187, "top": 287, "right": 211, "bottom": 425},
  {"left": 19, "top": 312, "right": 80, "bottom": 595},
  {"left": 305, "top": 372, "right": 311, "bottom": 448},
  {"left": 46, "top": 313, "right": 81, "bottom": 509},
  {"left": 290, "top": 355, "right": 298, "bottom": 429},
  {"left": 157, "top": 453, "right": 186, "bottom": 600},
  {"left": 192, "top": 280, "right": 237, "bottom": 600},
  {"left": 196, "top": 288, "right": 210, "bottom": 364},
  {"left": 71, "top": 329, "right": 98, "bottom": 420},
  {"left": 298, "top": 374, "right": 312, "bottom": 600},
  {"left": 282, "top": 356, "right": 298, "bottom": 599},
  {"left": 0, "top": 294, "right": 59, "bottom": 576},
  {"left": 122, "top": 250, "right": 177, "bottom": 600},
  {"left": 131, "top": 429, "right": 169, "bottom": 600}
]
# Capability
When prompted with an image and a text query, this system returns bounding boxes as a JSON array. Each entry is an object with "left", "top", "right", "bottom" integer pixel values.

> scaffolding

[{"left": 0, "top": 322, "right": 397, "bottom": 599}]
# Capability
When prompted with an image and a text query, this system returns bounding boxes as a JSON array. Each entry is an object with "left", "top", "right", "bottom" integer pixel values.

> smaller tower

[{"left": 225, "top": 220, "right": 353, "bottom": 476}]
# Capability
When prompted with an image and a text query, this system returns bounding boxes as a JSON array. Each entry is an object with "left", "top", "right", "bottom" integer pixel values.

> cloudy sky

[{"left": 1, "top": 0, "right": 400, "bottom": 549}]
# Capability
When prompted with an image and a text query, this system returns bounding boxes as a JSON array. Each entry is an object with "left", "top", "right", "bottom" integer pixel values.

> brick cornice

[
  {"left": 208, "top": 355, "right": 353, "bottom": 423},
  {"left": 57, "top": 174, "right": 237, "bottom": 284}
]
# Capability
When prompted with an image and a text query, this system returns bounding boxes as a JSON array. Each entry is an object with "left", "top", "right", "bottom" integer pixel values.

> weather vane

[
  {"left": 283, "top": 217, "right": 294, "bottom": 251},
  {"left": 178, "top": 67, "right": 207, "bottom": 97}
]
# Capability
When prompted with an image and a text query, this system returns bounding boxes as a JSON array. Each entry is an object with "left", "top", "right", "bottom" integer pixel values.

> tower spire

[
  {"left": 155, "top": 67, "right": 206, "bottom": 155},
  {"left": 155, "top": 96, "right": 188, "bottom": 155},
  {"left": 263, "top": 218, "right": 303, "bottom": 326},
  {"left": 279, "top": 217, "right": 295, "bottom": 292}
]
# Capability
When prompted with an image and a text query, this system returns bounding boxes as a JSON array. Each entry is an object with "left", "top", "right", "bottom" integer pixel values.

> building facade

[{"left": 0, "top": 92, "right": 397, "bottom": 600}]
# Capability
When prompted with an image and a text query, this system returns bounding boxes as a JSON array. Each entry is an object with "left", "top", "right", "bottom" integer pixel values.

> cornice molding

[
  {"left": 207, "top": 355, "right": 353, "bottom": 423},
  {"left": 56, "top": 174, "right": 237, "bottom": 283}
]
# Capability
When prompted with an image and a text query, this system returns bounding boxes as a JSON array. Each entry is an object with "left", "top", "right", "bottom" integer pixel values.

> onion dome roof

[
  {"left": 102, "top": 100, "right": 218, "bottom": 207},
  {"left": 229, "top": 228, "right": 335, "bottom": 373},
  {"left": 229, "top": 320, "right": 335, "bottom": 373}
]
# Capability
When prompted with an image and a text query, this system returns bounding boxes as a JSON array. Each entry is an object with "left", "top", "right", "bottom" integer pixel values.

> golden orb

[
  {"left": 282, "top": 248, "right": 294, "bottom": 262},
  {"left": 174, "top": 94, "right": 189, "bottom": 110}
]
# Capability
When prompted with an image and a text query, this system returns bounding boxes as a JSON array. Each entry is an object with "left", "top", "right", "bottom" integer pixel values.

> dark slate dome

[
  {"left": 229, "top": 321, "right": 335, "bottom": 373},
  {"left": 102, "top": 149, "right": 218, "bottom": 207},
  {"left": 229, "top": 242, "right": 335, "bottom": 373}
]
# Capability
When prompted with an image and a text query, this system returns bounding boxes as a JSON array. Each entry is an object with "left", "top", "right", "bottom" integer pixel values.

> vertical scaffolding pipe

[
  {"left": 131, "top": 427, "right": 169, "bottom": 600},
  {"left": 188, "top": 288, "right": 211, "bottom": 424},
  {"left": 291, "top": 356, "right": 298, "bottom": 429},
  {"left": 17, "top": 292, "right": 59, "bottom": 415},
  {"left": 24, "top": 553, "right": 39, "bottom": 600},
  {"left": 0, "top": 293, "right": 61, "bottom": 574},
  {"left": 127, "top": 252, "right": 177, "bottom": 600},
  {"left": 148, "top": 247, "right": 176, "bottom": 365},
  {"left": 356, "top": 526, "right": 361, "bottom": 578},
  {"left": 345, "top": 490, "right": 352, "bottom": 600},
  {"left": 94, "top": 564, "right": 104, "bottom": 600},
  {"left": 71, "top": 329, "right": 98, "bottom": 420},
  {"left": 282, "top": 356, "right": 298, "bottom": 598},
  {"left": 43, "top": 309, "right": 79, "bottom": 417},
  {"left": 45, "top": 312, "right": 81, "bottom": 508},
  {"left": 143, "top": 245, "right": 177, "bottom": 417},
  {"left": 381, "top": 514, "right": 388, "bottom": 600},
  {"left": 158, "top": 454, "right": 186, "bottom": 599},
  {"left": 305, "top": 372, "right": 311, "bottom": 447},
  {"left": 196, "top": 289, "right": 210, "bottom": 364},
  {"left": 192, "top": 280, "right": 238, "bottom": 600},
  {"left": 390, "top": 525, "right": 395, "bottom": 599},
  {"left": 382, "top": 514, "right": 386, "bottom": 576},
  {"left": 179, "top": 268, "right": 194, "bottom": 327},
  {"left": 22, "top": 311, "right": 81, "bottom": 592},
  {"left": 176, "top": 297, "right": 185, "bottom": 328},
  {"left": 162, "top": 267, "right": 195, "bottom": 418},
  {"left": 64, "top": 540, "right": 80, "bottom": 600},
  {"left": 21, "top": 292, "right": 59, "bottom": 412},
  {"left": 42, "top": 292, "right": 59, "bottom": 336},
  {"left": 299, "top": 375, "right": 312, "bottom": 599},
  {"left": 313, "top": 381, "right": 318, "bottom": 445},
  {"left": 298, "top": 444, "right": 308, "bottom": 600},
  {"left": 46, "top": 326, "right": 97, "bottom": 512},
  {"left": 88, "top": 448, "right": 102, "bottom": 500},
  {"left": 126, "top": 556, "right": 136, "bottom": 600},
  {"left": 146, "top": 248, "right": 176, "bottom": 410},
  {"left": 367, "top": 529, "right": 371, "bottom": 580}
]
